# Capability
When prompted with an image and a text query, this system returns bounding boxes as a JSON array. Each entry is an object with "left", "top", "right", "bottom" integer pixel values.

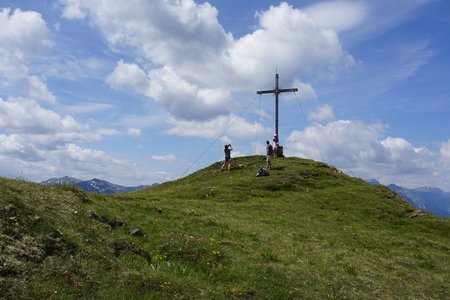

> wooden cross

[{"left": 257, "top": 73, "right": 298, "bottom": 141}]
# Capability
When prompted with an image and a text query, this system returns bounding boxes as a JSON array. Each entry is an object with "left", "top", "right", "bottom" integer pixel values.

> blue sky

[{"left": 1, "top": 0, "right": 449, "bottom": 190}]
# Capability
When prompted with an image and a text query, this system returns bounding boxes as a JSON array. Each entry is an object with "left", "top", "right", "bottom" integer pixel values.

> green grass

[{"left": 1, "top": 156, "right": 449, "bottom": 299}]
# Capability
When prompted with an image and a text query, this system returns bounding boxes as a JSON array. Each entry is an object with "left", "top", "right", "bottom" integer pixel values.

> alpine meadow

[{"left": 1, "top": 156, "right": 449, "bottom": 299}]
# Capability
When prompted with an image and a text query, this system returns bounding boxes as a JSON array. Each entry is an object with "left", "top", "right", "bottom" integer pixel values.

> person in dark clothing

[
  {"left": 221, "top": 144, "right": 233, "bottom": 171},
  {"left": 266, "top": 140, "right": 273, "bottom": 170}
]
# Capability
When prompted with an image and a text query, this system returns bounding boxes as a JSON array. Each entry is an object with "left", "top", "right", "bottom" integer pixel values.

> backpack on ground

[{"left": 256, "top": 168, "right": 269, "bottom": 177}]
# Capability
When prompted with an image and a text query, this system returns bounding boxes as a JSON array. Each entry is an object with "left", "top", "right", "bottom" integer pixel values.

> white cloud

[
  {"left": 60, "top": 0, "right": 231, "bottom": 76},
  {"left": 0, "top": 97, "right": 123, "bottom": 166},
  {"left": 127, "top": 128, "right": 142, "bottom": 137},
  {"left": 60, "top": 0, "right": 86, "bottom": 19},
  {"left": 146, "top": 66, "right": 232, "bottom": 120},
  {"left": 152, "top": 154, "right": 177, "bottom": 162},
  {"left": 286, "top": 120, "right": 386, "bottom": 166},
  {"left": 231, "top": 150, "right": 247, "bottom": 158},
  {"left": 106, "top": 60, "right": 148, "bottom": 93},
  {"left": 292, "top": 80, "right": 318, "bottom": 101},
  {"left": 308, "top": 104, "right": 335, "bottom": 123},
  {"left": 440, "top": 140, "right": 450, "bottom": 163},
  {"left": 0, "top": 8, "right": 50, "bottom": 53},
  {"left": 0, "top": 134, "right": 40, "bottom": 161},
  {"left": 285, "top": 119, "right": 450, "bottom": 190},
  {"left": 0, "top": 141, "right": 171, "bottom": 185},
  {"left": 28, "top": 75, "right": 56, "bottom": 103},
  {"left": 0, "top": 96, "right": 169, "bottom": 185},
  {"left": 0, "top": 7, "right": 55, "bottom": 102},
  {"left": 380, "top": 137, "right": 434, "bottom": 173},
  {"left": 229, "top": 2, "right": 356, "bottom": 84},
  {"left": 330, "top": 0, "right": 434, "bottom": 46},
  {"left": 303, "top": 1, "right": 368, "bottom": 32},
  {"left": 165, "top": 114, "right": 270, "bottom": 141},
  {"left": 65, "top": 1, "right": 355, "bottom": 120},
  {"left": 0, "top": 97, "right": 92, "bottom": 137},
  {"left": 107, "top": 62, "right": 233, "bottom": 121}
]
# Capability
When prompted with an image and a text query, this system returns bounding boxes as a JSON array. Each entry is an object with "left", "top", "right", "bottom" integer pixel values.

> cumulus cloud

[
  {"left": 61, "top": 0, "right": 231, "bottom": 77},
  {"left": 0, "top": 97, "right": 168, "bottom": 185},
  {"left": 286, "top": 120, "right": 449, "bottom": 190},
  {"left": 61, "top": 0, "right": 355, "bottom": 120},
  {"left": 60, "top": 0, "right": 86, "bottom": 19},
  {"left": 165, "top": 114, "right": 270, "bottom": 141},
  {"left": 106, "top": 60, "right": 148, "bottom": 92},
  {"left": 292, "top": 80, "right": 318, "bottom": 101},
  {"left": 0, "top": 8, "right": 50, "bottom": 53},
  {"left": 229, "top": 2, "right": 356, "bottom": 84},
  {"left": 0, "top": 97, "right": 95, "bottom": 139},
  {"left": 308, "top": 104, "right": 335, "bottom": 123},
  {"left": 0, "top": 7, "right": 55, "bottom": 102},
  {"left": 303, "top": 1, "right": 368, "bottom": 32},
  {"left": 440, "top": 140, "right": 450, "bottom": 163},
  {"left": 28, "top": 76, "right": 57, "bottom": 103},
  {"left": 146, "top": 67, "right": 232, "bottom": 120},
  {"left": 0, "top": 134, "right": 40, "bottom": 162},
  {"left": 0, "top": 142, "right": 171, "bottom": 185},
  {"left": 0, "top": 97, "right": 125, "bottom": 169},
  {"left": 107, "top": 62, "right": 233, "bottom": 121},
  {"left": 286, "top": 120, "right": 386, "bottom": 166},
  {"left": 54, "top": 143, "right": 173, "bottom": 185}
]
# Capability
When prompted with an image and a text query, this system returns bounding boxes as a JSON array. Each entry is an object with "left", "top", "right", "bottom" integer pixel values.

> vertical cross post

[{"left": 257, "top": 73, "right": 298, "bottom": 141}]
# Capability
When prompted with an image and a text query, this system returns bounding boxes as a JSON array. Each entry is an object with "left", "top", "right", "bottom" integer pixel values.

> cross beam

[{"left": 257, "top": 73, "right": 298, "bottom": 140}]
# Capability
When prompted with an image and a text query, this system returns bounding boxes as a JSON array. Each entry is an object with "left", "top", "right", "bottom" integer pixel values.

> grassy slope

[{"left": 1, "top": 156, "right": 449, "bottom": 299}]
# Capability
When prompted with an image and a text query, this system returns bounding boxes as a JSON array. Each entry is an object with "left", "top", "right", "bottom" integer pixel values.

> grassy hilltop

[{"left": 1, "top": 156, "right": 449, "bottom": 299}]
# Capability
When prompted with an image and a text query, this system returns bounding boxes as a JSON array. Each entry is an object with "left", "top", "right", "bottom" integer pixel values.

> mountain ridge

[
  {"left": 41, "top": 176, "right": 156, "bottom": 194},
  {"left": 366, "top": 179, "right": 450, "bottom": 217},
  {"left": 389, "top": 184, "right": 450, "bottom": 218}
]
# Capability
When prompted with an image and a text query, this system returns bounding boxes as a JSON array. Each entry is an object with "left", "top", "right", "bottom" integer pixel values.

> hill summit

[{"left": 1, "top": 156, "right": 449, "bottom": 299}]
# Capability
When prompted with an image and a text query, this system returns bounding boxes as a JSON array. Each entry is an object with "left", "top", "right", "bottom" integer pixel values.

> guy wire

[{"left": 179, "top": 93, "right": 260, "bottom": 178}]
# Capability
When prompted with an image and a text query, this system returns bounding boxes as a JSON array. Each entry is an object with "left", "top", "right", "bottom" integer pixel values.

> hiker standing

[
  {"left": 272, "top": 133, "right": 279, "bottom": 157},
  {"left": 221, "top": 144, "right": 233, "bottom": 171},
  {"left": 266, "top": 140, "right": 273, "bottom": 170}
]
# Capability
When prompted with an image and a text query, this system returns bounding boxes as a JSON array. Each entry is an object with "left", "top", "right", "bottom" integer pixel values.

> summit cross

[{"left": 256, "top": 73, "right": 298, "bottom": 140}]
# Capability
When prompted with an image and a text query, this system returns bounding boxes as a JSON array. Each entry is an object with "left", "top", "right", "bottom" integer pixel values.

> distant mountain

[
  {"left": 75, "top": 178, "right": 153, "bottom": 194},
  {"left": 391, "top": 185, "right": 450, "bottom": 218},
  {"left": 365, "top": 179, "right": 450, "bottom": 218},
  {"left": 366, "top": 178, "right": 381, "bottom": 186},
  {"left": 41, "top": 176, "right": 81, "bottom": 186},
  {"left": 41, "top": 176, "right": 155, "bottom": 194}
]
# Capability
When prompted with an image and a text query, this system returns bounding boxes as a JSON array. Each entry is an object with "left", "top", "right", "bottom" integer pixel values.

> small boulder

[
  {"left": 407, "top": 210, "right": 425, "bottom": 218},
  {"left": 129, "top": 228, "right": 145, "bottom": 237},
  {"left": 153, "top": 207, "right": 164, "bottom": 214}
]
